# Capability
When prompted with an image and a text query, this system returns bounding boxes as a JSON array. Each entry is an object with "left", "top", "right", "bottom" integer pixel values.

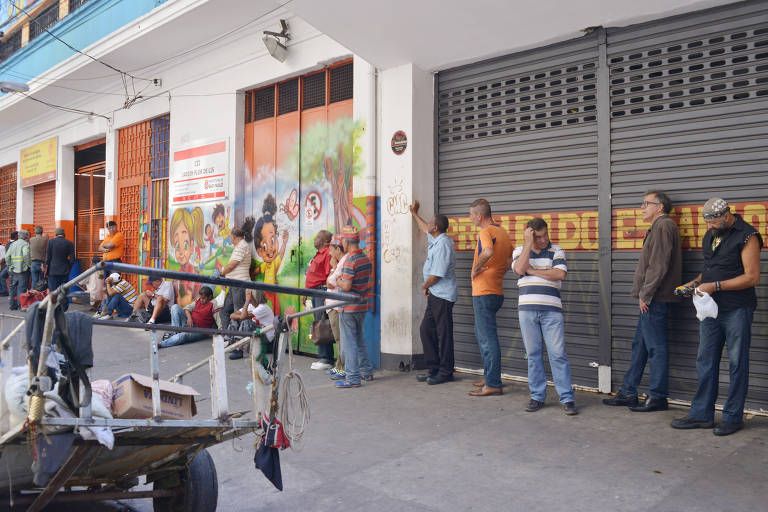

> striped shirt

[
  {"left": 340, "top": 249, "right": 372, "bottom": 312},
  {"left": 512, "top": 243, "right": 567, "bottom": 311},
  {"left": 113, "top": 279, "right": 138, "bottom": 304}
]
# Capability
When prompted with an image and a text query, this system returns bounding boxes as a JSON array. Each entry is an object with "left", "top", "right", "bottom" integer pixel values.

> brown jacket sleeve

[{"left": 637, "top": 218, "right": 677, "bottom": 304}]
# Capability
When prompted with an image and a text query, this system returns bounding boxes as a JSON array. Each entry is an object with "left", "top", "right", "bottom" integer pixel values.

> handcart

[{"left": 0, "top": 262, "right": 359, "bottom": 511}]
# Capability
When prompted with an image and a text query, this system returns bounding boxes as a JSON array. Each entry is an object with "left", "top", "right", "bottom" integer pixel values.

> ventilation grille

[
  {"left": 303, "top": 72, "right": 326, "bottom": 110},
  {"left": 29, "top": 2, "right": 60, "bottom": 41},
  {"left": 438, "top": 61, "right": 598, "bottom": 144},
  {"left": 609, "top": 25, "right": 768, "bottom": 117},
  {"left": 253, "top": 87, "right": 275, "bottom": 121},
  {"left": 278, "top": 78, "right": 299, "bottom": 115},
  {"left": 330, "top": 63, "right": 353, "bottom": 103}
]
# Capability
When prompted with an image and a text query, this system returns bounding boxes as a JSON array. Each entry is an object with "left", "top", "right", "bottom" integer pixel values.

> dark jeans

[
  {"left": 689, "top": 307, "right": 753, "bottom": 424},
  {"left": 30, "top": 261, "right": 44, "bottom": 290},
  {"left": 0, "top": 266, "right": 7, "bottom": 294},
  {"left": 620, "top": 300, "right": 670, "bottom": 399},
  {"left": 220, "top": 287, "right": 246, "bottom": 331},
  {"left": 101, "top": 293, "right": 133, "bottom": 317},
  {"left": 9, "top": 270, "right": 29, "bottom": 309},
  {"left": 312, "top": 286, "right": 335, "bottom": 363},
  {"left": 420, "top": 293, "right": 455, "bottom": 378},
  {"left": 48, "top": 274, "right": 70, "bottom": 311},
  {"left": 472, "top": 294, "right": 504, "bottom": 389}
]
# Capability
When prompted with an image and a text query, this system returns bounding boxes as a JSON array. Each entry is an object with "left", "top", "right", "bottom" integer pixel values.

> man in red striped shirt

[
  {"left": 335, "top": 226, "right": 374, "bottom": 389},
  {"left": 306, "top": 230, "right": 334, "bottom": 370}
]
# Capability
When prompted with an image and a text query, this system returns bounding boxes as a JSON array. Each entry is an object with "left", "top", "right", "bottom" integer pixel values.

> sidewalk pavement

[{"left": 1, "top": 300, "right": 766, "bottom": 511}]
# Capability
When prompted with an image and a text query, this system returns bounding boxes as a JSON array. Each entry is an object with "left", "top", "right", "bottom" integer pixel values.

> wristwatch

[{"left": 715, "top": 281, "right": 722, "bottom": 292}]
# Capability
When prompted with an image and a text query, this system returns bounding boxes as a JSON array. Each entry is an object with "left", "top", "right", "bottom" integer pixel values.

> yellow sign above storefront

[{"left": 20, "top": 136, "right": 57, "bottom": 187}]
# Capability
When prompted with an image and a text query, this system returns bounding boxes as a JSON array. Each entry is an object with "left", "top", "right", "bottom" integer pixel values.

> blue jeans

[
  {"left": 340, "top": 311, "right": 372, "bottom": 385},
  {"left": 101, "top": 293, "right": 134, "bottom": 317},
  {"left": 159, "top": 304, "right": 208, "bottom": 348},
  {"left": 9, "top": 271, "right": 29, "bottom": 309},
  {"left": 519, "top": 309, "right": 574, "bottom": 403},
  {"left": 30, "top": 261, "right": 44, "bottom": 290},
  {"left": 472, "top": 294, "right": 504, "bottom": 389},
  {"left": 689, "top": 307, "right": 753, "bottom": 424},
  {"left": 312, "top": 288, "right": 335, "bottom": 363},
  {"left": 620, "top": 301, "right": 670, "bottom": 399},
  {"left": 47, "top": 274, "right": 69, "bottom": 311},
  {"left": 0, "top": 266, "right": 7, "bottom": 294}
]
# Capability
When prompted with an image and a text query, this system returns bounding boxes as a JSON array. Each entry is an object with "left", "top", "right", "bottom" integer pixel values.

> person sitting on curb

[
  {"left": 227, "top": 289, "right": 276, "bottom": 360},
  {"left": 127, "top": 274, "right": 175, "bottom": 324},
  {"left": 159, "top": 286, "right": 215, "bottom": 348},
  {"left": 98, "top": 272, "right": 137, "bottom": 319}
]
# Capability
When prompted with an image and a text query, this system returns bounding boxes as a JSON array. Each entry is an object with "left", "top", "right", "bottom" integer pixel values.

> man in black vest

[
  {"left": 46, "top": 227, "right": 76, "bottom": 311},
  {"left": 671, "top": 198, "right": 762, "bottom": 436}
]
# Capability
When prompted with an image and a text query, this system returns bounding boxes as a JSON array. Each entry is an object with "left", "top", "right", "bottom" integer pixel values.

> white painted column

[
  {"left": 104, "top": 127, "right": 118, "bottom": 220},
  {"left": 378, "top": 63, "right": 435, "bottom": 369},
  {"left": 56, "top": 144, "right": 75, "bottom": 225}
]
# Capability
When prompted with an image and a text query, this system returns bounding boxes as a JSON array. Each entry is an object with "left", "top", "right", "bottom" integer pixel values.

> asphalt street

[{"left": 1, "top": 302, "right": 766, "bottom": 511}]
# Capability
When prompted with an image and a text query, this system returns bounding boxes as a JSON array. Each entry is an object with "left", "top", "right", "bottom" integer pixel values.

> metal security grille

[
  {"left": 277, "top": 79, "right": 299, "bottom": 115},
  {"left": 69, "top": 0, "right": 89, "bottom": 12},
  {"left": 0, "top": 30, "right": 22, "bottom": 63},
  {"left": 29, "top": 2, "right": 60, "bottom": 41},
  {"left": 302, "top": 72, "right": 326, "bottom": 110},
  {"left": 252, "top": 87, "right": 275, "bottom": 121},
  {"left": 33, "top": 181, "right": 56, "bottom": 238},
  {"left": 437, "top": 34, "right": 601, "bottom": 388},
  {"left": 607, "top": 0, "right": 768, "bottom": 411},
  {"left": 0, "top": 164, "right": 17, "bottom": 241},
  {"left": 75, "top": 162, "right": 105, "bottom": 269},
  {"left": 329, "top": 62, "right": 353, "bottom": 103}
]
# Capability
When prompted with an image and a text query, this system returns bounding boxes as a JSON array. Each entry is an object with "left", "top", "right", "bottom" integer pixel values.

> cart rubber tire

[{"left": 153, "top": 449, "right": 218, "bottom": 512}]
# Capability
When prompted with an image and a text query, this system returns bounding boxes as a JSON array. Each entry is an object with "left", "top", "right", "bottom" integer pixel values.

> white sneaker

[
  {"left": 310, "top": 361, "right": 332, "bottom": 370},
  {"left": 98, "top": 314, "right": 113, "bottom": 320}
]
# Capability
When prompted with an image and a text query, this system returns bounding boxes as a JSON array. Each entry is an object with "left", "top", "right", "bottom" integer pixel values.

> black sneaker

[
  {"left": 416, "top": 372, "right": 437, "bottom": 382},
  {"left": 713, "top": 422, "right": 743, "bottom": 436},
  {"left": 228, "top": 349, "right": 244, "bottom": 360},
  {"left": 563, "top": 402, "right": 578, "bottom": 415},
  {"left": 602, "top": 391, "right": 639, "bottom": 407},
  {"left": 525, "top": 399, "right": 545, "bottom": 412},
  {"left": 670, "top": 416, "right": 714, "bottom": 430}
]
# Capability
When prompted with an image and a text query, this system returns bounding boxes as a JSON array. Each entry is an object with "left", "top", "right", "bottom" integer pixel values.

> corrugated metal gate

[
  {"left": 0, "top": 164, "right": 16, "bottom": 241},
  {"left": 33, "top": 181, "right": 56, "bottom": 237},
  {"left": 438, "top": 0, "right": 768, "bottom": 409},
  {"left": 437, "top": 35, "right": 602, "bottom": 388},
  {"left": 607, "top": 1, "right": 768, "bottom": 410},
  {"left": 75, "top": 161, "right": 106, "bottom": 269}
]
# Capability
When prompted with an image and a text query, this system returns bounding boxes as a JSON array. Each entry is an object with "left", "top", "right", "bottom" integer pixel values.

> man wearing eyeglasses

[
  {"left": 671, "top": 198, "right": 762, "bottom": 436},
  {"left": 604, "top": 190, "right": 681, "bottom": 413}
]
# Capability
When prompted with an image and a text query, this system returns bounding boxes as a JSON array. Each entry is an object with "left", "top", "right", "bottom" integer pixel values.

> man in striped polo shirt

[
  {"left": 335, "top": 226, "right": 374, "bottom": 389},
  {"left": 99, "top": 272, "right": 138, "bottom": 318},
  {"left": 512, "top": 217, "right": 577, "bottom": 415}
]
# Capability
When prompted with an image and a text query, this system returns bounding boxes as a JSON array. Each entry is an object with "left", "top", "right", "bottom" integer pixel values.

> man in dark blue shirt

[
  {"left": 46, "top": 228, "right": 76, "bottom": 311},
  {"left": 671, "top": 198, "right": 762, "bottom": 436}
]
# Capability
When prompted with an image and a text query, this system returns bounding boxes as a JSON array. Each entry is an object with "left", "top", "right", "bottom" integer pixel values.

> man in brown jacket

[{"left": 604, "top": 190, "right": 681, "bottom": 412}]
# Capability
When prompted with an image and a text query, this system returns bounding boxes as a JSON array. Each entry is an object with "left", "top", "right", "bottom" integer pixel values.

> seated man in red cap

[{"left": 335, "top": 226, "right": 374, "bottom": 389}]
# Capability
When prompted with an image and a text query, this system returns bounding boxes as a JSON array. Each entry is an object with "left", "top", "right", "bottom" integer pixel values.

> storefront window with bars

[{"left": 0, "top": 164, "right": 17, "bottom": 241}]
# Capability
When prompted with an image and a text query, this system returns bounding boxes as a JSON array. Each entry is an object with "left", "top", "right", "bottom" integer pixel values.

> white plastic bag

[{"left": 693, "top": 287, "right": 719, "bottom": 321}]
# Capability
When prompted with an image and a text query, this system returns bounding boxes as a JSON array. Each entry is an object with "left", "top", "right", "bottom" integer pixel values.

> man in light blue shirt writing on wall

[{"left": 410, "top": 200, "right": 457, "bottom": 385}]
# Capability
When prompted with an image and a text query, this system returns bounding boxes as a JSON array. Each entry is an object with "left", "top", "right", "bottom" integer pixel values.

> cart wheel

[{"left": 153, "top": 449, "right": 218, "bottom": 512}]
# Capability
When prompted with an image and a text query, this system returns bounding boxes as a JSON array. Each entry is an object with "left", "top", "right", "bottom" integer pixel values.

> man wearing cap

[
  {"left": 326, "top": 234, "right": 348, "bottom": 378},
  {"left": 45, "top": 227, "right": 76, "bottom": 311},
  {"left": 410, "top": 200, "right": 457, "bottom": 385},
  {"left": 29, "top": 226, "right": 48, "bottom": 290},
  {"left": 99, "top": 272, "right": 137, "bottom": 319},
  {"left": 671, "top": 198, "right": 762, "bottom": 436},
  {"left": 98, "top": 220, "right": 125, "bottom": 263},
  {"left": 6, "top": 230, "right": 30, "bottom": 310},
  {"left": 604, "top": 190, "right": 682, "bottom": 412},
  {"left": 129, "top": 275, "right": 175, "bottom": 324},
  {"left": 335, "top": 226, "right": 374, "bottom": 389},
  {"left": 305, "top": 229, "right": 334, "bottom": 370}
]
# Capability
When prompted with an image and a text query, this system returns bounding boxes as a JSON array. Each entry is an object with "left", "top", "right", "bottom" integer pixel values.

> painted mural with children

[{"left": 166, "top": 201, "right": 234, "bottom": 307}]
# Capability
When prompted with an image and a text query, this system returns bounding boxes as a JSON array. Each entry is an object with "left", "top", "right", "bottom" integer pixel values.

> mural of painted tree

[{"left": 295, "top": 117, "right": 366, "bottom": 232}]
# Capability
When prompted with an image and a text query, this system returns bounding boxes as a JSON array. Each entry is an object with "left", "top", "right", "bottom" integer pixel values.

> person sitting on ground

[
  {"left": 99, "top": 272, "right": 137, "bottom": 319},
  {"left": 128, "top": 274, "right": 175, "bottom": 324},
  {"left": 79, "top": 256, "right": 106, "bottom": 312},
  {"left": 227, "top": 289, "right": 276, "bottom": 360},
  {"left": 159, "top": 286, "right": 215, "bottom": 349}
]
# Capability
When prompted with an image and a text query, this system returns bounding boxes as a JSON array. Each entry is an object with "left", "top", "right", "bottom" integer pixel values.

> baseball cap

[
  {"left": 108, "top": 273, "right": 120, "bottom": 282},
  {"left": 702, "top": 198, "right": 730, "bottom": 219},
  {"left": 330, "top": 234, "right": 343, "bottom": 246},
  {"left": 341, "top": 225, "right": 360, "bottom": 241}
]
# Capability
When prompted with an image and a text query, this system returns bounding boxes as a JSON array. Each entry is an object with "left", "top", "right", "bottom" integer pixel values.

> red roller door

[{"left": 33, "top": 181, "right": 56, "bottom": 237}]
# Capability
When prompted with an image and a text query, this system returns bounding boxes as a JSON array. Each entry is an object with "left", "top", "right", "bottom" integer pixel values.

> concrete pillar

[
  {"left": 378, "top": 63, "right": 435, "bottom": 370},
  {"left": 104, "top": 126, "right": 118, "bottom": 222},
  {"left": 56, "top": 144, "right": 75, "bottom": 241}
]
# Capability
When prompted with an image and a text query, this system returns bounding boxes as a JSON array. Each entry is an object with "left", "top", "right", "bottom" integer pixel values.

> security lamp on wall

[
  {"left": 0, "top": 81, "right": 29, "bottom": 93},
  {"left": 263, "top": 19, "right": 290, "bottom": 62}
]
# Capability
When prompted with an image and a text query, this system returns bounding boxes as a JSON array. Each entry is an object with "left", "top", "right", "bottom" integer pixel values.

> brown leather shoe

[
  {"left": 472, "top": 379, "right": 485, "bottom": 388},
  {"left": 468, "top": 385, "right": 502, "bottom": 396}
]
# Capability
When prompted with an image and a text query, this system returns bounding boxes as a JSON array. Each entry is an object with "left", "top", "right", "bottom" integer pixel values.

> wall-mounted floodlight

[
  {"left": 263, "top": 19, "right": 290, "bottom": 62},
  {"left": 0, "top": 81, "right": 29, "bottom": 93}
]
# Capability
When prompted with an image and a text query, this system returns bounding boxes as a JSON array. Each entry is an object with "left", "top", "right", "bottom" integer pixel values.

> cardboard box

[{"left": 112, "top": 373, "right": 199, "bottom": 420}]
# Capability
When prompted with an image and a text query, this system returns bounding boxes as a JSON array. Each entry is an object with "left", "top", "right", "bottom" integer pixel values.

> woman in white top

[{"left": 325, "top": 235, "right": 348, "bottom": 374}]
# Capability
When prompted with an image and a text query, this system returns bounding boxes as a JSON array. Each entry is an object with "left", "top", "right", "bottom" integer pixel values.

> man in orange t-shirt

[
  {"left": 98, "top": 220, "right": 125, "bottom": 263},
  {"left": 468, "top": 198, "right": 511, "bottom": 397}
]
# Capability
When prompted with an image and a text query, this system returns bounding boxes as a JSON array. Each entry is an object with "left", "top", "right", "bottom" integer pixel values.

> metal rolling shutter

[
  {"left": 437, "top": 34, "right": 601, "bottom": 388},
  {"left": 33, "top": 181, "right": 56, "bottom": 237},
  {"left": 608, "top": 0, "right": 768, "bottom": 409}
]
